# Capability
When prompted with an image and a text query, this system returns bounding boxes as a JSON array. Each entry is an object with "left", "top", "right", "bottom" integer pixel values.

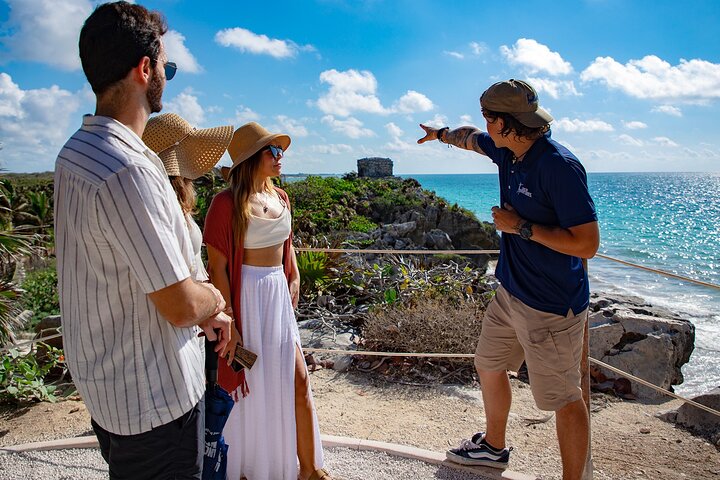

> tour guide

[{"left": 418, "top": 79, "right": 599, "bottom": 480}]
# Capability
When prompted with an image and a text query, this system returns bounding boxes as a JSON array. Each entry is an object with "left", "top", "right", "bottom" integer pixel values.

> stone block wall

[{"left": 358, "top": 157, "right": 393, "bottom": 178}]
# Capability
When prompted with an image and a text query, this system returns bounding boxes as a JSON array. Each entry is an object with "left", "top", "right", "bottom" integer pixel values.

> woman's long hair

[
  {"left": 229, "top": 148, "right": 274, "bottom": 247},
  {"left": 170, "top": 176, "right": 196, "bottom": 215}
]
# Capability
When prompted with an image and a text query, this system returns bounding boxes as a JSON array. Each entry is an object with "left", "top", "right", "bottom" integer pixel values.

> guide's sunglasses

[
  {"left": 266, "top": 145, "right": 284, "bottom": 160},
  {"left": 163, "top": 61, "right": 177, "bottom": 81}
]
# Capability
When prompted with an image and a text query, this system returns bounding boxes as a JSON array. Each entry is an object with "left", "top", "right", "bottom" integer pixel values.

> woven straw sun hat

[
  {"left": 225, "top": 122, "right": 291, "bottom": 177},
  {"left": 143, "top": 113, "right": 234, "bottom": 180}
]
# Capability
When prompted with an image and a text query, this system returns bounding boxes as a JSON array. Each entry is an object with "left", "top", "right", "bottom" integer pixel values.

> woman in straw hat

[
  {"left": 142, "top": 113, "right": 234, "bottom": 283},
  {"left": 203, "top": 122, "right": 332, "bottom": 480}
]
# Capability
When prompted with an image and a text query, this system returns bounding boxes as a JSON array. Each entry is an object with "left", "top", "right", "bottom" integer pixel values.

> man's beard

[{"left": 147, "top": 68, "right": 164, "bottom": 113}]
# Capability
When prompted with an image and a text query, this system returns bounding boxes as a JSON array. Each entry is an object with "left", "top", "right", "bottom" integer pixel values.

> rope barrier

[
  {"left": 296, "top": 247, "right": 500, "bottom": 255},
  {"left": 594, "top": 253, "right": 720, "bottom": 291},
  {"left": 303, "top": 347, "right": 720, "bottom": 420},
  {"left": 588, "top": 358, "right": 720, "bottom": 418},
  {"left": 295, "top": 247, "right": 720, "bottom": 291}
]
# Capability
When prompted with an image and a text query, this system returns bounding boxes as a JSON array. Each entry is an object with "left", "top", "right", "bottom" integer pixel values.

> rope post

[
  {"left": 582, "top": 258, "right": 593, "bottom": 480},
  {"left": 581, "top": 312, "right": 593, "bottom": 480}
]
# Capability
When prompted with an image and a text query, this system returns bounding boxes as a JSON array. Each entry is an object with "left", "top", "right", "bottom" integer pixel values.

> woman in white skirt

[{"left": 203, "top": 122, "right": 333, "bottom": 480}]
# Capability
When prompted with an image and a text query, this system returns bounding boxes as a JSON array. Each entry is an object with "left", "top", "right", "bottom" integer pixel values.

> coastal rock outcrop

[
  {"left": 350, "top": 184, "right": 499, "bottom": 270},
  {"left": 589, "top": 293, "right": 695, "bottom": 400}
]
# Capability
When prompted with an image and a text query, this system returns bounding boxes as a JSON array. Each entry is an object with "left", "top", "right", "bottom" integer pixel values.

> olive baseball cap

[{"left": 480, "top": 79, "right": 553, "bottom": 128}]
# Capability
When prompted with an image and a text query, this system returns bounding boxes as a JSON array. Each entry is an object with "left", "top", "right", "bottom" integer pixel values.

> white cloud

[
  {"left": 316, "top": 69, "right": 388, "bottom": 116},
  {"left": 316, "top": 69, "right": 434, "bottom": 117},
  {"left": 460, "top": 114, "right": 473, "bottom": 124},
  {"left": 581, "top": 55, "right": 720, "bottom": 102},
  {"left": 500, "top": 38, "right": 573, "bottom": 76},
  {"left": 0, "top": 73, "right": 85, "bottom": 171},
  {"left": 423, "top": 113, "right": 449, "bottom": 129},
  {"left": 526, "top": 77, "right": 580, "bottom": 99},
  {"left": 623, "top": 120, "right": 648, "bottom": 129},
  {"left": 652, "top": 105, "right": 683, "bottom": 117},
  {"left": 393, "top": 90, "right": 434, "bottom": 114},
  {"left": 321, "top": 115, "right": 375, "bottom": 139},
  {"left": 444, "top": 51, "right": 464, "bottom": 60},
  {"left": 215, "top": 27, "right": 313, "bottom": 59},
  {"left": 618, "top": 134, "right": 644, "bottom": 147},
  {"left": 653, "top": 136, "right": 679, "bottom": 147},
  {"left": 164, "top": 89, "right": 205, "bottom": 126},
  {"left": 230, "top": 106, "right": 261, "bottom": 125},
  {"left": 383, "top": 122, "right": 415, "bottom": 152},
  {"left": 553, "top": 117, "right": 614, "bottom": 133},
  {"left": 385, "top": 122, "right": 404, "bottom": 138},
  {"left": 308, "top": 144, "right": 353, "bottom": 155},
  {"left": 273, "top": 115, "right": 308, "bottom": 137},
  {"left": 0, "top": 0, "right": 92, "bottom": 70},
  {"left": 163, "top": 30, "right": 202, "bottom": 74},
  {"left": 469, "top": 41, "right": 488, "bottom": 56}
]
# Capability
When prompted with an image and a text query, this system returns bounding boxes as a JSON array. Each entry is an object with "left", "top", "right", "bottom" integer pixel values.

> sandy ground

[{"left": 1, "top": 368, "right": 718, "bottom": 480}]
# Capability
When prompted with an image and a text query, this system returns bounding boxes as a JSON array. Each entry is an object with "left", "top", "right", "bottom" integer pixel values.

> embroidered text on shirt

[{"left": 517, "top": 183, "right": 533, "bottom": 198}]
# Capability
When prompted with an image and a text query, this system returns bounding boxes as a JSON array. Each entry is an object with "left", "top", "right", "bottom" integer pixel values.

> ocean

[{"left": 408, "top": 172, "right": 720, "bottom": 398}]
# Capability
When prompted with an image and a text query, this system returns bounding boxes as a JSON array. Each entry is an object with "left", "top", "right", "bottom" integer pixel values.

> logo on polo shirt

[{"left": 517, "top": 183, "right": 533, "bottom": 198}]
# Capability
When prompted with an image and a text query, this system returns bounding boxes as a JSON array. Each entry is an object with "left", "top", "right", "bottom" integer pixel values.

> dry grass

[{"left": 363, "top": 297, "right": 485, "bottom": 356}]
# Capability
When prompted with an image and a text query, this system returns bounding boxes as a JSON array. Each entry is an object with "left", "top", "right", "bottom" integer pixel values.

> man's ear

[{"left": 130, "top": 56, "right": 153, "bottom": 86}]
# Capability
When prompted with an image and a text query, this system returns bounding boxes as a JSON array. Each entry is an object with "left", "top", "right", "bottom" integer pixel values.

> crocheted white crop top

[{"left": 244, "top": 204, "right": 291, "bottom": 249}]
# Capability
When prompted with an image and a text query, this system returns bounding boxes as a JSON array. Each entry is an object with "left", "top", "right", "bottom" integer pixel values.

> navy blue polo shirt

[{"left": 477, "top": 131, "right": 597, "bottom": 316}]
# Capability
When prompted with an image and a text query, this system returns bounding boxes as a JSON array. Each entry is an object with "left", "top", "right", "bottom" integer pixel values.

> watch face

[{"left": 520, "top": 222, "right": 533, "bottom": 240}]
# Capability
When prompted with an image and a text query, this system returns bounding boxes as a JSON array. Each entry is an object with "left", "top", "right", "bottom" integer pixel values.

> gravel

[{"left": 0, "top": 446, "right": 497, "bottom": 480}]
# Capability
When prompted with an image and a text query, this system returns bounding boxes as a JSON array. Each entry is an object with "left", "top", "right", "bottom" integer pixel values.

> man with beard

[{"left": 53, "top": 3, "right": 232, "bottom": 479}]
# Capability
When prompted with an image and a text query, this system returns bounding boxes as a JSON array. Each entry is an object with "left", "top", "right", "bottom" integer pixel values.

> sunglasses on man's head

[
  {"left": 164, "top": 61, "right": 177, "bottom": 81},
  {"left": 267, "top": 145, "right": 283, "bottom": 159}
]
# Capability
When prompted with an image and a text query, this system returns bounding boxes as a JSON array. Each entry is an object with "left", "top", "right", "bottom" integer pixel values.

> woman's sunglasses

[{"left": 267, "top": 145, "right": 284, "bottom": 159}]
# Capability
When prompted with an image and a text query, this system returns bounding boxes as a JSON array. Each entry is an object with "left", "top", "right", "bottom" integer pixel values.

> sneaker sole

[{"left": 445, "top": 451, "right": 508, "bottom": 469}]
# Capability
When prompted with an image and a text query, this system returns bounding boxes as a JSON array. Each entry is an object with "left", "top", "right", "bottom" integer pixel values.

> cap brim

[{"left": 511, "top": 107, "right": 554, "bottom": 128}]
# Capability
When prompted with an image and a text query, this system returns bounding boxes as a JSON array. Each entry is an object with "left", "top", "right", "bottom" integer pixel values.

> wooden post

[{"left": 581, "top": 259, "right": 593, "bottom": 479}]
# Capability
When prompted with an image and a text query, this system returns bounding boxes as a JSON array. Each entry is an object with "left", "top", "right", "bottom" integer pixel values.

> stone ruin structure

[{"left": 357, "top": 157, "right": 393, "bottom": 178}]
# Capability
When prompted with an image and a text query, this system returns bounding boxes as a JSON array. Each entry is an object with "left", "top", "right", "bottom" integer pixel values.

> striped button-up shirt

[{"left": 54, "top": 115, "right": 204, "bottom": 435}]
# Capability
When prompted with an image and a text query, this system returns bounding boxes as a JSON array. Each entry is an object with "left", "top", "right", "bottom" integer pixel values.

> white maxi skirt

[{"left": 224, "top": 265, "right": 324, "bottom": 480}]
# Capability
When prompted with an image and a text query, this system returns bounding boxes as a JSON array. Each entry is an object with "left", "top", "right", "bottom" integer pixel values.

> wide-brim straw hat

[
  {"left": 143, "top": 113, "right": 234, "bottom": 180},
  {"left": 226, "top": 122, "right": 291, "bottom": 176}
]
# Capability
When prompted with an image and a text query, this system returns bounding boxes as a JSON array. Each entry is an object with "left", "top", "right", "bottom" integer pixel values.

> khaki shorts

[{"left": 475, "top": 286, "right": 586, "bottom": 411}]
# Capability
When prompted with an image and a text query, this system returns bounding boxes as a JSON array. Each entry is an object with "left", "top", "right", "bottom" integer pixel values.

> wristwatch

[{"left": 518, "top": 221, "right": 534, "bottom": 240}]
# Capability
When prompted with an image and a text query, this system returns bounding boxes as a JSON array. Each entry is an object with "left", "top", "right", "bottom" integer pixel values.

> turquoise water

[{"left": 409, "top": 173, "right": 720, "bottom": 397}]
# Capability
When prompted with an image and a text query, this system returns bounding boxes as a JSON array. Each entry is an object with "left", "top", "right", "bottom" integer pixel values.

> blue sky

[{"left": 1, "top": 0, "right": 719, "bottom": 174}]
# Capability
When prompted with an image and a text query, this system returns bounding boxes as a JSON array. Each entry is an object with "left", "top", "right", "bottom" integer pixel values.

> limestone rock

[
  {"left": 675, "top": 388, "right": 720, "bottom": 444},
  {"left": 589, "top": 293, "right": 695, "bottom": 400}
]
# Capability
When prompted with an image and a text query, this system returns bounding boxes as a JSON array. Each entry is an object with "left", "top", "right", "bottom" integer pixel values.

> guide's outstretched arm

[{"left": 417, "top": 124, "right": 488, "bottom": 156}]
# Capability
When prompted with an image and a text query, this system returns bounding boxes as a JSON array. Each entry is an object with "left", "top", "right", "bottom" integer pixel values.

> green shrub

[
  {"left": 21, "top": 266, "right": 59, "bottom": 328},
  {"left": 0, "top": 344, "right": 64, "bottom": 403},
  {"left": 347, "top": 215, "right": 377, "bottom": 233}
]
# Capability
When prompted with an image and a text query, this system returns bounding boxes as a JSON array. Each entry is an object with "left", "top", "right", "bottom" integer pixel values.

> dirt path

[{"left": 1, "top": 369, "right": 718, "bottom": 479}]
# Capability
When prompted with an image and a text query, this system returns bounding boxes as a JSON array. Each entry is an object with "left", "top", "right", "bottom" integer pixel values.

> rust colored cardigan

[{"left": 203, "top": 187, "right": 294, "bottom": 396}]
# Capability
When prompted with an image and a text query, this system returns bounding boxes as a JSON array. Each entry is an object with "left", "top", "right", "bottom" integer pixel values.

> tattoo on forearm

[{"left": 445, "top": 127, "right": 484, "bottom": 153}]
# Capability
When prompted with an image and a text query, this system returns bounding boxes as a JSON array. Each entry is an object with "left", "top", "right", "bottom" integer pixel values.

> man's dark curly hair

[
  {"left": 481, "top": 108, "right": 549, "bottom": 141},
  {"left": 79, "top": 1, "right": 167, "bottom": 94}
]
